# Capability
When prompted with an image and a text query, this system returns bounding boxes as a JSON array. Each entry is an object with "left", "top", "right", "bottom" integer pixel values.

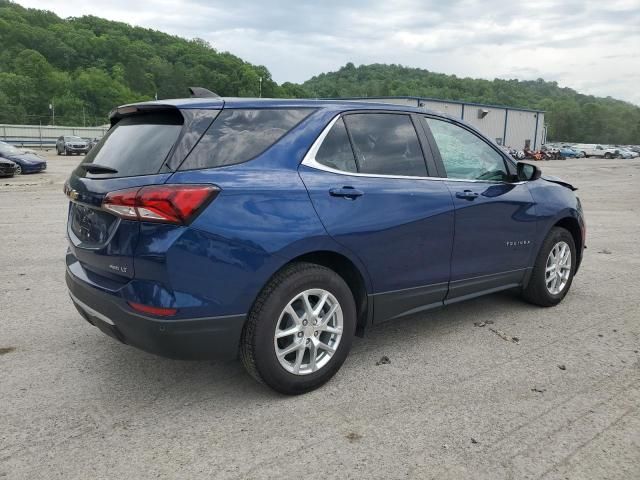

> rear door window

[
  {"left": 80, "top": 111, "right": 183, "bottom": 177},
  {"left": 343, "top": 113, "right": 428, "bottom": 177},
  {"left": 179, "top": 109, "right": 313, "bottom": 170}
]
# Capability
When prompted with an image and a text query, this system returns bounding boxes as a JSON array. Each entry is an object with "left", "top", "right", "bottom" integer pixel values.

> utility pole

[
  {"left": 82, "top": 106, "right": 86, "bottom": 127},
  {"left": 259, "top": 77, "right": 262, "bottom": 98},
  {"left": 49, "top": 102, "right": 55, "bottom": 126}
]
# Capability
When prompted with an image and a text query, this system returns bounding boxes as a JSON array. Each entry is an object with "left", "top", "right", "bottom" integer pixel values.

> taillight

[{"left": 103, "top": 185, "right": 219, "bottom": 224}]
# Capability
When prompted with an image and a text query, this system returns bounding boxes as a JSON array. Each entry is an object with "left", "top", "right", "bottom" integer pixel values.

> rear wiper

[{"left": 79, "top": 163, "right": 118, "bottom": 174}]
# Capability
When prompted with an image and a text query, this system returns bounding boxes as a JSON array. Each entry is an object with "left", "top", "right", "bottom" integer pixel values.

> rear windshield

[
  {"left": 178, "top": 108, "right": 312, "bottom": 170},
  {"left": 80, "top": 111, "right": 183, "bottom": 177}
]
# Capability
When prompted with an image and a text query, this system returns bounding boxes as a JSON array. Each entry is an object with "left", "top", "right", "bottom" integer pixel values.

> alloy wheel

[
  {"left": 273, "top": 288, "right": 343, "bottom": 375},
  {"left": 545, "top": 241, "right": 571, "bottom": 295}
]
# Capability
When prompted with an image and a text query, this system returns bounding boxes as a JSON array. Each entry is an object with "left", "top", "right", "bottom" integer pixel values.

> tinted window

[
  {"left": 180, "top": 109, "right": 312, "bottom": 170},
  {"left": 426, "top": 118, "right": 509, "bottom": 181},
  {"left": 344, "top": 114, "right": 427, "bottom": 177},
  {"left": 315, "top": 118, "right": 357, "bottom": 173},
  {"left": 79, "top": 112, "right": 182, "bottom": 178}
]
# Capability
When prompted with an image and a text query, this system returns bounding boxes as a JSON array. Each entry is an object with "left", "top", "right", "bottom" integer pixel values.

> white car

[{"left": 572, "top": 144, "right": 618, "bottom": 158}]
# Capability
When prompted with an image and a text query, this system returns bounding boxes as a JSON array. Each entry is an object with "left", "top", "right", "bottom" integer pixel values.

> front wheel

[
  {"left": 240, "top": 262, "right": 356, "bottom": 395},
  {"left": 522, "top": 227, "right": 576, "bottom": 307}
]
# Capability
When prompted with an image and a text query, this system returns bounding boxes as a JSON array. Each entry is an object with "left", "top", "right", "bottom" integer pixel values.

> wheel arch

[
  {"left": 268, "top": 250, "right": 372, "bottom": 336},
  {"left": 553, "top": 216, "right": 584, "bottom": 272}
]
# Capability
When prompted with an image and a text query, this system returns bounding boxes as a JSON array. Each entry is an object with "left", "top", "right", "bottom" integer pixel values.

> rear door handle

[
  {"left": 455, "top": 190, "right": 479, "bottom": 200},
  {"left": 329, "top": 186, "right": 364, "bottom": 200}
]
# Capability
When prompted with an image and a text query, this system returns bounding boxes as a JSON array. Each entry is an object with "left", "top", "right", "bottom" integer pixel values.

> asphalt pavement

[{"left": 1, "top": 152, "right": 639, "bottom": 479}]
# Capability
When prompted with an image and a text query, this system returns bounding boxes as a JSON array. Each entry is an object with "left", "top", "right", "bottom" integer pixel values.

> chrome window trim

[{"left": 301, "top": 113, "right": 525, "bottom": 185}]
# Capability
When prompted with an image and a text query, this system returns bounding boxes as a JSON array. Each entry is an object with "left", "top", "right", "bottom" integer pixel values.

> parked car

[
  {"left": 87, "top": 138, "right": 100, "bottom": 152},
  {"left": 615, "top": 147, "right": 639, "bottom": 159},
  {"left": 0, "top": 156, "right": 18, "bottom": 177},
  {"left": 558, "top": 146, "right": 578, "bottom": 158},
  {"left": 64, "top": 96, "right": 586, "bottom": 394},
  {"left": 562, "top": 145, "right": 583, "bottom": 158},
  {"left": 0, "top": 141, "right": 47, "bottom": 174},
  {"left": 572, "top": 143, "right": 618, "bottom": 158},
  {"left": 56, "top": 135, "right": 90, "bottom": 155}
]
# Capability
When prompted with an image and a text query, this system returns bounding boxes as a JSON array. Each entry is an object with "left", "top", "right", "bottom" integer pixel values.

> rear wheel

[
  {"left": 522, "top": 227, "right": 576, "bottom": 307},
  {"left": 240, "top": 262, "right": 356, "bottom": 395},
  {"left": 604, "top": 153, "right": 612, "bottom": 159}
]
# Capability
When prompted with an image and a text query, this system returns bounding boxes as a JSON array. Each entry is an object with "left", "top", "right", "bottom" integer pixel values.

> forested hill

[
  {"left": 0, "top": 0, "right": 292, "bottom": 125},
  {"left": 1, "top": 1, "right": 639, "bottom": 144},
  {"left": 301, "top": 63, "right": 640, "bottom": 144}
]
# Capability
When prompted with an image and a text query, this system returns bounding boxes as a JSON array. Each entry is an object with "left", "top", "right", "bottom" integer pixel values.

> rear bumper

[{"left": 66, "top": 269, "right": 245, "bottom": 360}]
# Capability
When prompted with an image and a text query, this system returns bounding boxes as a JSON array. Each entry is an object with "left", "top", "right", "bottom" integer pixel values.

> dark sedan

[
  {"left": 0, "top": 141, "right": 47, "bottom": 174},
  {"left": 0, "top": 156, "right": 18, "bottom": 177}
]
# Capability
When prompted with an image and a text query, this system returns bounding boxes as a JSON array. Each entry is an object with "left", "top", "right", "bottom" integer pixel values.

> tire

[
  {"left": 65, "top": 148, "right": 70, "bottom": 156},
  {"left": 604, "top": 153, "right": 612, "bottom": 159},
  {"left": 240, "top": 262, "right": 356, "bottom": 395},
  {"left": 522, "top": 227, "right": 576, "bottom": 307},
  {"left": 14, "top": 164, "right": 22, "bottom": 175}
]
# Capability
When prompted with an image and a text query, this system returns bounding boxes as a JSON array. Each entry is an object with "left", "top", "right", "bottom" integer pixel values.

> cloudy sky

[{"left": 17, "top": 0, "right": 640, "bottom": 105}]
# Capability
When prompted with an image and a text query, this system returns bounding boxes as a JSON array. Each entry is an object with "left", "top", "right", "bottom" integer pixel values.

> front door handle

[
  {"left": 329, "top": 186, "right": 364, "bottom": 200},
  {"left": 455, "top": 190, "right": 479, "bottom": 200}
]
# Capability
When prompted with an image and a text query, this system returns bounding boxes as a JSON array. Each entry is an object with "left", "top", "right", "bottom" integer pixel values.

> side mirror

[{"left": 517, "top": 162, "right": 541, "bottom": 181}]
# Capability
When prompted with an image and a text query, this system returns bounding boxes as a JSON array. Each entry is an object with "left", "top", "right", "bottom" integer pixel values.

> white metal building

[{"left": 349, "top": 96, "right": 545, "bottom": 150}]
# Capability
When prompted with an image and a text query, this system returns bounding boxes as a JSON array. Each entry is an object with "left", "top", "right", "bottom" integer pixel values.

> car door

[
  {"left": 299, "top": 112, "right": 455, "bottom": 322},
  {"left": 422, "top": 116, "right": 537, "bottom": 303}
]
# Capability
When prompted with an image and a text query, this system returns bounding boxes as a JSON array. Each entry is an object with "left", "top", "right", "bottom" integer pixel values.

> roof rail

[{"left": 188, "top": 87, "right": 220, "bottom": 98}]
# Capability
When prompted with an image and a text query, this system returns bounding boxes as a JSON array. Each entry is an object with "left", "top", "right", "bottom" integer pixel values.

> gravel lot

[{"left": 1, "top": 152, "right": 639, "bottom": 479}]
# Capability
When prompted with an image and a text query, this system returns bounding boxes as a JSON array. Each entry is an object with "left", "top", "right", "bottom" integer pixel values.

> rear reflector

[
  {"left": 128, "top": 302, "right": 178, "bottom": 317},
  {"left": 103, "top": 184, "right": 219, "bottom": 224}
]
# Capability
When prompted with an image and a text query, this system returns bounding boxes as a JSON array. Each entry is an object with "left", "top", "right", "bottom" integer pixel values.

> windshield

[
  {"left": 0, "top": 142, "right": 21, "bottom": 155},
  {"left": 65, "top": 136, "right": 84, "bottom": 141}
]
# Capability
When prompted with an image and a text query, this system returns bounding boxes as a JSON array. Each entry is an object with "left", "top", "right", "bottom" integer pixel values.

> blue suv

[{"left": 65, "top": 96, "right": 585, "bottom": 394}]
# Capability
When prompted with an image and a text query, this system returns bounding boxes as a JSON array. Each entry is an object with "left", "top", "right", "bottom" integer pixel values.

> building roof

[{"left": 338, "top": 96, "right": 545, "bottom": 114}]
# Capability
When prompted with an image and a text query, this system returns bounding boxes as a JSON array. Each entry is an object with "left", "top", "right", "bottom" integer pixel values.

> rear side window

[
  {"left": 179, "top": 109, "right": 312, "bottom": 170},
  {"left": 81, "top": 112, "right": 183, "bottom": 177},
  {"left": 343, "top": 113, "right": 427, "bottom": 177},
  {"left": 315, "top": 118, "right": 357, "bottom": 173}
]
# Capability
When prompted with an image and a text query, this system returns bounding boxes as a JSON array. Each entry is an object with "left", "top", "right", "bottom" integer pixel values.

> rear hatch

[{"left": 65, "top": 103, "right": 220, "bottom": 284}]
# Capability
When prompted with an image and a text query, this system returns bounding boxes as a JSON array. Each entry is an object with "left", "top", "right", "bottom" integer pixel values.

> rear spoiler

[
  {"left": 109, "top": 87, "right": 221, "bottom": 124},
  {"left": 108, "top": 103, "right": 181, "bottom": 125}
]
